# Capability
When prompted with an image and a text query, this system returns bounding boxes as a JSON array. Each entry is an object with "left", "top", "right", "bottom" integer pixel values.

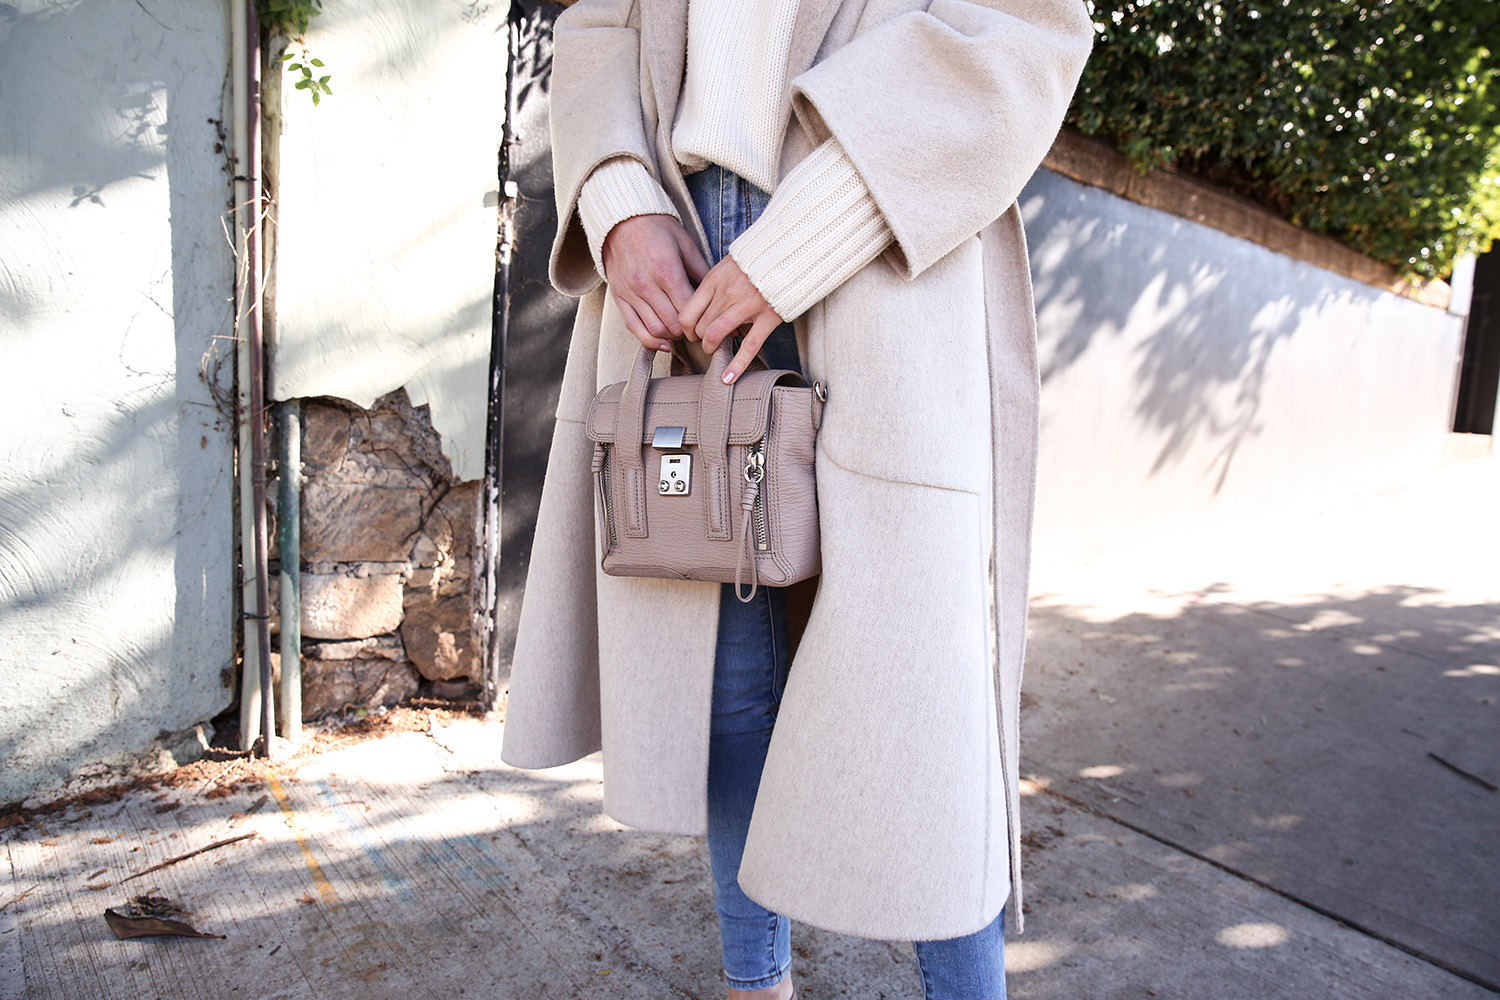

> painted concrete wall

[
  {"left": 272, "top": 0, "right": 508, "bottom": 482},
  {"left": 1023, "top": 170, "right": 1465, "bottom": 561},
  {"left": 0, "top": 1, "right": 236, "bottom": 801}
]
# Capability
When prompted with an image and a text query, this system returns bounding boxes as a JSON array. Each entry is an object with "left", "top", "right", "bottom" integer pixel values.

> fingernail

[{"left": 722, "top": 370, "right": 737, "bottom": 385}]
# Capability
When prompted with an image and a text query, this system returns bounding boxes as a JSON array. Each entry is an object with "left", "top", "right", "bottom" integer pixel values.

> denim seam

[
  {"left": 716, "top": 166, "right": 730, "bottom": 261},
  {"left": 764, "top": 912, "right": 784, "bottom": 988},
  {"left": 915, "top": 946, "right": 933, "bottom": 1000},
  {"left": 724, "top": 917, "right": 790, "bottom": 992},
  {"left": 764, "top": 589, "right": 783, "bottom": 704},
  {"left": 724, "top": 969, "right": 790, "bottom": 991}
]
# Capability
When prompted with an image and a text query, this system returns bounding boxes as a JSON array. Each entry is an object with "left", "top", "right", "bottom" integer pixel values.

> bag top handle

[{"left": 615, "top": 343, "right": 739, "bottom": 541}]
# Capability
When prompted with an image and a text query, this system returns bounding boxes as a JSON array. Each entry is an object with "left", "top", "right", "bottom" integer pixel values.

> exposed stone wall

[{"left": 272, "top": 390, "right": 481, "bottom": 720}]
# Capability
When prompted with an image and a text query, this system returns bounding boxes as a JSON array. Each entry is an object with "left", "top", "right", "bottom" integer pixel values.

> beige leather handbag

[{"left": 587, "top": 344, "right": 823, "bottom": 602}]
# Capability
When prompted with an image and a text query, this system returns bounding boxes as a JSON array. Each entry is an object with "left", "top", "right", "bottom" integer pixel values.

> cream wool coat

[{"left": 502, "top": 0, "right": 1093, "bottom": 941}]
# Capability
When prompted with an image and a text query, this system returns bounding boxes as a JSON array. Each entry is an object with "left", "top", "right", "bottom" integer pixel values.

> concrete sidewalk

[
  {"left": 1022, "top": 455, "right": 1500, "bottom": 996},
  {"left": 4, "top": 459, "right": 1497, "bottom": 999}
]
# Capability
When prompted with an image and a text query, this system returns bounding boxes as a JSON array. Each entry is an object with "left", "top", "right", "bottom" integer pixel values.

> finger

[
  {"left": 662, "top": 256, "right": 699, "bottom": 317},
  {"left": 701, "top": 295, "right": 758, "bottom": 354},
  {"left": 690, "top": 269, "right": 741, "bottom": 352},
  {"left": 616, "top": 298, "right": 672, "bottom": 352},
  {"left": 676, "top": 229, "right": 712, "bottom": 285},
  {"left": 622, "top": 287, "right": 676, "bottom": 342},
  {"left": 679, "top": 270, "right": 719, "bottom": 342},
  {"left": 723, "top": 312, "right": 780, "bottom": 385},
  {"left": 632, "top": 249, "right": 694, "bottom": 337},
  {"left": 639, "top": 281, "right": 685, "bottom": 339}
]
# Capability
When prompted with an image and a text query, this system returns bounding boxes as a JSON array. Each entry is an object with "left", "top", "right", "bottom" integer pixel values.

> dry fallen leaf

[{"left": 104, "top": 895, "right": 224, "bottom": 940}]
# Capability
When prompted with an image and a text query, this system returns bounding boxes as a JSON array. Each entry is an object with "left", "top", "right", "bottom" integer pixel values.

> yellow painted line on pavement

[{"left": 267, "top": 770, "right": 339, "bottom": 906}]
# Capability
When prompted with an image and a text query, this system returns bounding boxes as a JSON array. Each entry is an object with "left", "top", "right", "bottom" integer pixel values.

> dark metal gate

[
  {"left": 479, "top": 0, "right": 577, "bottom": 703},
  {"left": 1454, "top": 250, "right": 1500, "bottom": 436}
]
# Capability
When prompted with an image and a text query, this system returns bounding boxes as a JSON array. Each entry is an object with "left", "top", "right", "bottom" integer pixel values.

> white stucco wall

[
  {"left": 273, "top": 0, "right": 507, "bottom": 481},
  {"left": 1023, "top": 170, "right": 1465, "bottom": 560},
  {"left": 0, "top": 1, "right": 236, "bottom": 801}
]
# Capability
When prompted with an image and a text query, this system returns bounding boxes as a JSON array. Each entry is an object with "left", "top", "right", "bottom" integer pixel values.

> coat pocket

[{"left": 813, "top": 236, "right": 992, "bottom": 494}]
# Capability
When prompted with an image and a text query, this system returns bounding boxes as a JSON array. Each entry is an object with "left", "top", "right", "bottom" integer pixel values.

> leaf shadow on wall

[{"left": 1021, "top": 171, "right": 1386, "bottom": 495}]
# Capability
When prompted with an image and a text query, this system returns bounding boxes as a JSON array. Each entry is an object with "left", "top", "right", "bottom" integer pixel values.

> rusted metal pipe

[
  {"left": 246, "top": 1, "right": 277, "bottom": 759},
  {"left": 232, "top": 0, "right": 260, "bottom": 751},
  {"left": 233, "top": 0, "right": 276, "bottom": 757},
  {"left": 277, "top": 400, "right": 302, "bottom": 743}
]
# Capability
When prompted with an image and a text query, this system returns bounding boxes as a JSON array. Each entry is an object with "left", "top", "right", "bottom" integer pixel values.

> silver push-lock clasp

[{"left": 659, "top": 453, "right": 692, "bottom": 495}]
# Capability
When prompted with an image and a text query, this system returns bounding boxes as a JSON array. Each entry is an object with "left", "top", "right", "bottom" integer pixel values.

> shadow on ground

[
  {"left": 1, "top": 724, "right": 919, "bottom": 1000},
  {"left": 1023, "top": 583, "right": 1500, "bottom": 992}
]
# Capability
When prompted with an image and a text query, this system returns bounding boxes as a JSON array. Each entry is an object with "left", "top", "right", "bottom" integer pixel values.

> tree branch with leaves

[{"left": 257, "top": 0, "right": 332, "bottom": 105}]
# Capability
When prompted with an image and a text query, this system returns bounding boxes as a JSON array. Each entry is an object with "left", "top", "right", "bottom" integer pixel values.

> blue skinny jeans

[{"left": 688, "top": 164, "right": 1007, "bottom": 999}]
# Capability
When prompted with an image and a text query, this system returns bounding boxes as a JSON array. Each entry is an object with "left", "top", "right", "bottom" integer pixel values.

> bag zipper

[
  {"left": 747, "top": 440, "right": 769, "bottom": 552},
  {"left": 600, "top": 443, "right": 617, "bottom": 547}
]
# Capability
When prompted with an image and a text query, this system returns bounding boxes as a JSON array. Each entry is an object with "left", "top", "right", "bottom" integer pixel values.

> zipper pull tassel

[{"left": 735, "top": 478, "right": 761, "bottom": 604}]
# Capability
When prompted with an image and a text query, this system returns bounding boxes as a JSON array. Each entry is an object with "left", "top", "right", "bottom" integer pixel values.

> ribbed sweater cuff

[
  {"left": 728, "top": 139, "right": 893, "bottom": 321},
  {"left": 577, "top": 157, "right": 682, "bottom": 277}
]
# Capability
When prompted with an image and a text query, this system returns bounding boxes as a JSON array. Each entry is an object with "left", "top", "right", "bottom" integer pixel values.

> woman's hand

[
  {"left": 680, "top": 256, "right": 785, "bottom": 385},
  {"left": 601, "top": 214, "right": 711, "bottom": 352}
]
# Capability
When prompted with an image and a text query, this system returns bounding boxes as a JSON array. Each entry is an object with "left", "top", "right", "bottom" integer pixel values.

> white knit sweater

[
  {"left": 674, "top": 0, "right": 800, "bottom": 192},
  {"left": 575, "top": 1, "right": 894, "bottom": 321}
]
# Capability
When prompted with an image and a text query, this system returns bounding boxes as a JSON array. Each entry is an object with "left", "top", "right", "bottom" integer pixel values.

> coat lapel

[
  {"left": 641, "top": 0, "right": 689, "bottom": 143},
  {"left": 784, "top": 0, "right": 844, "bottom": 94}
]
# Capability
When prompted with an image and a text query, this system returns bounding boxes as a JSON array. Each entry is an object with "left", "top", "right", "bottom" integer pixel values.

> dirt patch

[{"left": 0, "top": 699, "right": 496, "bottom": 834}]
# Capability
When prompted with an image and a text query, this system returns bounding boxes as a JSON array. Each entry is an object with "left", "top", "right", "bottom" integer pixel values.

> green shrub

[{"left": 1068, "top": 1, "right": 1500, "bottom": 280}]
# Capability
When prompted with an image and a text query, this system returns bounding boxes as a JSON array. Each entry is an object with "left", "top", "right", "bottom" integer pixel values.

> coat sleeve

[
  {"left": 788, "top": 0, "right": 1094, "bottom": 280},
  {"left": 547, "top": 0, "right": 666, "bottom": 296}
]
